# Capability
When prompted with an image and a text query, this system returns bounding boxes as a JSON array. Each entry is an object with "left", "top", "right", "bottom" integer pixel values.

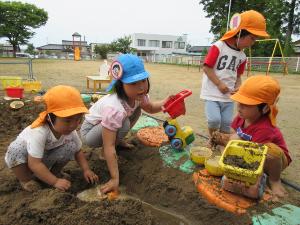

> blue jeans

[{"left": 204, "top": 100, "right": 234, "bottom": 133}]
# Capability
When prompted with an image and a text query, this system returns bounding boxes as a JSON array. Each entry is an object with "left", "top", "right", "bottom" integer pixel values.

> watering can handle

[{"left": 176, "top": 89, "right": 192, "bottom": 100}]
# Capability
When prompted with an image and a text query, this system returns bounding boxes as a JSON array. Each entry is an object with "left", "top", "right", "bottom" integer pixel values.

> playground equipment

[
  {"left": 72, "top": 32, "right": 82, "bottom": 61},
  {"left": 162, "top": 89, "right": 195, "bottom": 151},
  {"left": 219, "top": 140, "right": 268, "bottom": 199},
  {"left": 248, "top": 38, "right": 288, "bottom": 76}
]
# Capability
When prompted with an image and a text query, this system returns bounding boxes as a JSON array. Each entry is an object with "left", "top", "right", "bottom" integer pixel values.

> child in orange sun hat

[
  {"left": 215, "top": 75, "right": 291, "bottom": 200},
  {"left": 200, "top": 10, "right": 269, "bottom": 146},
  {"left": 5, "top": 85, "right": 99, "bottom": 192}
]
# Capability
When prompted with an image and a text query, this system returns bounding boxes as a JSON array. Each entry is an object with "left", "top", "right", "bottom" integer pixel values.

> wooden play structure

[
  {"left": 86, "top": 60, "right": 111, "bottom": 92},
  {"left": 72, "top": 32, "right": 82, "bottom": 61},
  {"left": 247, "top": 38, "right": 288, "bottom": 76}
]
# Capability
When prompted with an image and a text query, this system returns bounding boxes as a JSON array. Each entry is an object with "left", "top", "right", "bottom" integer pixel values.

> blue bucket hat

[{"left": 106, "top": 54, "right": 150, "bottom": 92}]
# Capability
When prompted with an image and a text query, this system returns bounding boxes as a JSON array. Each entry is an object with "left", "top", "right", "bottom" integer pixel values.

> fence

[
  {"left": 140, "top": 55, "right": 300, "bottom": 74},
  {"left": 0, "top": 59, "right": 34, "bottom": 80}
]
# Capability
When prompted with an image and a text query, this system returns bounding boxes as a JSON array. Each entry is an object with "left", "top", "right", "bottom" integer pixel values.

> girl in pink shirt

[{"left": 81, "top": 54, "right": 172, "bottom": 194}]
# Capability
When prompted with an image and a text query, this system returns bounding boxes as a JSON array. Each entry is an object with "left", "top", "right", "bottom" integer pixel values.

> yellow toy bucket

[
  {"left": 22, "top": 80, "right": 42, "bottom": 92},
  {"left": 0, "top": 76, "right": 22, "bottom": 90},
  {"left": 219, "top": 140, "right": 268, "bottom": 185}
]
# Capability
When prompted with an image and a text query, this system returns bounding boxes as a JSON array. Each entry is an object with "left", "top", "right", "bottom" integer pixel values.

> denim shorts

[{"left": 204, "top": 100, "right": 234, "bottom": 133}]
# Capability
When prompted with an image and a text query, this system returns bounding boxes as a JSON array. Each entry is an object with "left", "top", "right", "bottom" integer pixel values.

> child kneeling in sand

[
  {"left": 80, "top": 54, "right": 172, "bottom": 194},
  {"left": 213, "top": 75, "right": 292, "bottom": 200},
  {"left": 5, "top": 85, "right": 99, "bottom": 192}
]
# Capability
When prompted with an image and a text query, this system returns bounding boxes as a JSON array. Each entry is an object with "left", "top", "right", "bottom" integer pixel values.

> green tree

[
  {"left": 110, "top": 36, "right": 135, "bottom": 54},
  {"left": 283, "top": 0, "right": 300, "bottom": 55},
  {"left": 199, "top": 0, "right": 299, "bottom": 56},
  {"left": 25, "top": 43, "right": 35, "bottom": 55},
  {"left": 94, "top": 44, "right": 110, "bottom": 59},
  {"left": 0, "top": 1, "right": 48, "bottom": 57},
  {"left": 201, "top": 48, "right": 208, "bottom": 56}
]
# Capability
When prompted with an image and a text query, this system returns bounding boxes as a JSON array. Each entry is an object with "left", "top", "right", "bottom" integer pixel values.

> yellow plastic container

[
  {"left": 0, "top": 76, "right": 22, "bottom": 89},
  {"left": 190, "top": 146, "right": 212, "bottom": 165},
  {"left": 219, "top": 140, "right": 268, "bottom": 185},
  {"left": 205, "top": 156, "right": 223, "bottom": 176},
  {"left": 22, "top": 80, "right": 42, "bottom": 92}
]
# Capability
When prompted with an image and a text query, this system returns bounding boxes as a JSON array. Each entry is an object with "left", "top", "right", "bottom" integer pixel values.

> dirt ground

[{"left": 0, "top": 59, "right": 299, "bottom": 225}]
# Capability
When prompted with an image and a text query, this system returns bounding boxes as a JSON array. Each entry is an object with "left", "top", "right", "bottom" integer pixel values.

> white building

[{"left": 130, "top": 33, "right": 187, "bottom": 61}]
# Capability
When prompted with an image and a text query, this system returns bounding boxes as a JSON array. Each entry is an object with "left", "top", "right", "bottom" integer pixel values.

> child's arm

[
  {"left": 75, "top": 150, "right": 99, "bottom": 184},
  {"left": 211, "top": 128, "right": 237, "bottom": 146},
  {"left": 28, "top": 155, "right": 71, "bottom": 191},
  {"left": 203, "top": 65, "right": 229, "bottom": 94},
  {"left": 100, "top": 127, "right": 119, "bottom": 194},
  {"left": 141, "top": 95, "right": 173, "bottom": 114}
]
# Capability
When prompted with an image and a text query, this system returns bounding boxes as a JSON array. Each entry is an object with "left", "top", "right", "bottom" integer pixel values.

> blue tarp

[{"left": 252, "top": 204, "right": 300, "bottom": 225}]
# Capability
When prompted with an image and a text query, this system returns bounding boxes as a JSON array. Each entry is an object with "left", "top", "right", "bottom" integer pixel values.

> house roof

[
  {"left": 72, "top": 32, "right": 81, "bottom": 37},
  {"left": 37, "top": 44, "right": 63, "bottom": 50},
  {"left": 293, "top": 40, "right": 300, "bottom": 46},
  {"left": 62, "top": 40, "right": 88, "bottom": 46},
  {"left": 188, "top": 46, "right": 210, "bottom": 52}
]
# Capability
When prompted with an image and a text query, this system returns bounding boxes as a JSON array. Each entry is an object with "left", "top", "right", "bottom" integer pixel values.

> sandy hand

[
  {"left": 100, "top": 178, "right": 119, "bottom": 194},
  {"left": 54, "top": 178, "right": 71, "bottom": 191},
  {"left": 83, "top": 169, "right": 99, "bottom": 184},
  {"left": 211, "top": 131, "right": 230, "bottom": 146}
]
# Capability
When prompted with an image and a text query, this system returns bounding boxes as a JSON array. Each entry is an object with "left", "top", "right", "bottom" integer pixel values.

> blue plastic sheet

[
  {"left": 131, "top": 115, "right": 159, "bottom": 132},
  {"left": 252, "top": 204, "right": 300, "bottom": 225},
  {"left": 159, "top": 145, "right": 196, "bottom": 174}
]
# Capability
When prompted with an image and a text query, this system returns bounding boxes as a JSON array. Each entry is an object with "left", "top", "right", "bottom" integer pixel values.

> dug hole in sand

[{"left": 77, "top": 185, "right": 190, "bottom": 225}]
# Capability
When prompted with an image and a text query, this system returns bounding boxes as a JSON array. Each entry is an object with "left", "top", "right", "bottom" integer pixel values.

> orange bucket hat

[
  {"left": 221, "top": 10, "right": 269, "bottom": 41},
  {"left": 31, "top": 85, "right": 88, "bottom": 128},
  {"left": 231, "top": 75, "right": 280, "bottom": 126}
]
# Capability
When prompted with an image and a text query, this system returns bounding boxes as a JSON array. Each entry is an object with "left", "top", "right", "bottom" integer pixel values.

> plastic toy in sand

[
  {"left": 137, "top": 126, "right": 168, "bottom": 147},
  {"left": 131, "top": 115, "right": 159, "bottom": 132},
  {"left": 219, "top": 140, "right": 268, "bottom": 199},
  {"left": 193, "top": 169, "right": 271, "bottom": 214},
  {"left": 189, "top": 146, "right": 212, "bottom": 165},
  {"left": 205, "top": 155, "right": 223, "bottom": 176},
  {"left": 162, "top": 89, "right": 195, "bottom": 151},
  {"left": 159, "top": 145, "right": 196, "bottom": 174},
  {"left": 9, "top": 100, "right": 24, "bottom": 110},
  {"left": 252, "top": 204, "right": 300, "bottom": 225}
]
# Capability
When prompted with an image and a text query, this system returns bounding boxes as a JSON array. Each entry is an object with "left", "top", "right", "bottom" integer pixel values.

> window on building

[
  {"left": 162, "top": 41, "right": 172, "bottom": 48},
  {"left": 149, "top": 40, "right": 160, "bottom": 47},
  {"left": 174, "top": 42, "right": 185, "bottom": 49},
  {"left": 137, "top": 39, "right": 146, "bottom": 46}
]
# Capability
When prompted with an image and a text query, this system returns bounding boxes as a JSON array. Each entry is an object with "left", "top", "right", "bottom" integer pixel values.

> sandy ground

[{"left": 0, "top": 59, "right": 299, "bottom": 224}]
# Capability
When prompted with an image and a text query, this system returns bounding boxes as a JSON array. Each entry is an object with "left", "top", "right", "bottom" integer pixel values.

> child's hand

[
  {"left": 54, "top": 178, "right": 71, "bottom": 191},
  {"left": 229, "top": 132, "right": 242, "bottom": 141},
  {"left": 211, "top": 131, "right": 230, "bottom": 146},
  {"left": 163, "top": 95, "right": 175, "bottom": 104},
  {"left": 217, "top": 82, "right": 230, "bottom": 94},
  {"left": 83, "top": 169, "right": 99, "bottom": 184},
  {"left": 230, "top": 87, "right": 239, "bottom": 95},
  {"left": 100, "top": 178, "right": 119, "bottom": 194}
]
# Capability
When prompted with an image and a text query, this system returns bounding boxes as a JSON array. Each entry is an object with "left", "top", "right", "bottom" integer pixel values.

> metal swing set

[{"left": 247, "top": 38, "right": 288, "bottom": 76}]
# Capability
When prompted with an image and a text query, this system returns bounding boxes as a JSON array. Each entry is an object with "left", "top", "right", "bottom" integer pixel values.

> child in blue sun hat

[{"left": 80, "top": 53, "right": 173, "bottom": 194}]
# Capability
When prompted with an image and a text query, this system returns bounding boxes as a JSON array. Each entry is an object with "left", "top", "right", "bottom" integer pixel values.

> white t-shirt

[
  {"left": 85, "top": 93, "right": 149, "bottom": 131},
  {"left": 200, "top": 40, "right": 247, "bottom": 102},
  {"left": 16, "top": 124, "right": 82, "bottom": 158}
]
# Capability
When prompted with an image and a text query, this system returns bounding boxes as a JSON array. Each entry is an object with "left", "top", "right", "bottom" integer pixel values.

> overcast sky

[{"left": 2, "top": 0, "right": 215, "bottom": 47}]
